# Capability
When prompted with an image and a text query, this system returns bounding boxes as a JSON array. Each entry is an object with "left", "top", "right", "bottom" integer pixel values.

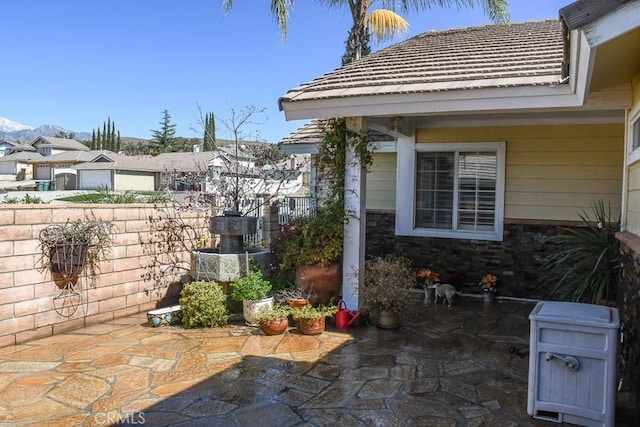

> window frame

[
  {"left": 396, "top": 141, "right": 505, "bottom": 241},
  {"left": 628, "top": 107, "right": 640, "bottom": 165}
]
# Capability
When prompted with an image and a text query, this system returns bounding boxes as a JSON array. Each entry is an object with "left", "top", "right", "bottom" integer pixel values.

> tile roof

[
  {"left": 33, "top": 136, "right": 90, "bottom": 151},
  {"left": 560, "top": 0, "right": 632, "bottom": 30},
  {"left": 280, "top": 20, "right": 565, "bottom": 107},
  {"left": 0, "top": 151, "right": 43, "bottom": 162},
  {"left": 279, "top": 119, "right": 396, "bottom": 146},
  {"left": 279, "top": 120, "right": 328, "bottom": 146},
  {"left": 30, "top": 150, "right": 112, "bottom": 163}
]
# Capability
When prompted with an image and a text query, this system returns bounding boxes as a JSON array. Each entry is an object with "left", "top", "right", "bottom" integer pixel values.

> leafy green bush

[
  {"left": 179, "top": 280, "right": 228, "bottom": 327},
  {"left": 540, "top": 200, "right": 620, "bottom": 304},
  {"left": 270, "top": 210, "right": 344, "bottom": 273},
  {"left": 230, "top": 270, "right": 272, "bottom": 301}
]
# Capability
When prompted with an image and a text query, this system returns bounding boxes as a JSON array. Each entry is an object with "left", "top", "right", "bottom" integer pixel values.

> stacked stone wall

[{"left": 366, "top": 211, "right": 564, "bottom": 298}]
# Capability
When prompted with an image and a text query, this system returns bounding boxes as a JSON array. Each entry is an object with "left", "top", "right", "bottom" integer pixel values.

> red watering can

[{"left": 335, "top": 300, "right": 361, "bottom": 330}]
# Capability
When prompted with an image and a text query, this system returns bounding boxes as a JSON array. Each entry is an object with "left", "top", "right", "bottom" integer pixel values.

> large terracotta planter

[
  {"left": 259, "top": 317, "right": 289, "bottom": 335},
  {"left": 295, "top": 262, "right": 341, "bottom": 305},
  {"left": 298, "top": 317, "right": 326, "bottom": 335}
]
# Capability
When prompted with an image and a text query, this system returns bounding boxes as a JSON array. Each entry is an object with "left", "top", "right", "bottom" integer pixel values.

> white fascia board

[
  {"left": 582, "top": 1, "right": 640, "bottom": 47},
  {"left": 278, "top": 143, "right": 318, "bottom": 155},
  {"left": 281, "top": 84, "right": 584, "bottom": 121}
]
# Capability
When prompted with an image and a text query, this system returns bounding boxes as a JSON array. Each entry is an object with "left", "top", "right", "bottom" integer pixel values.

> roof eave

[
  {"left": 278, "top": 142, "right": 319, "bottom": 155},
  {"left": 280, "top": 84, "right": 583, "bottom": 121}
]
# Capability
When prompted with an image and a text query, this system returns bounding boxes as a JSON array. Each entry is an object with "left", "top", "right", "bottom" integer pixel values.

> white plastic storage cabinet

[{"left": 527, "top": 301, "right": 619, "bottom": 426}]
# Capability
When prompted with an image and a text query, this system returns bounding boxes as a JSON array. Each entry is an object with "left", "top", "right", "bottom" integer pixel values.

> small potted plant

[
  {"left": 417, "top": 268, "right": 440, "bottom": 304},
  {"left": 275, "top": 285, "right": 317, "bottom": 309},
  {"left": 364, "top": 255, "right": 415, "bottom": 329},
  {"left": 479, "top": 274, "right": 499, "bottom": 302},
  {"left": 37, "top": 218, "right": 116, "bottom": 289},
  {"left": 230, "top": 269, "right": 273, "bottom": 325},
  {"left": 289, "top": 304, "right": 338, "bottom": 335},
  {"left": 255, "top": 304, "right": 291, "bottom": 335}
]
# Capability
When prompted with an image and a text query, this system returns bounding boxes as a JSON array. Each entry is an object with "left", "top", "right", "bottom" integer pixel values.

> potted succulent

[
  {"left": 289, "top": 304, "right": 338, "bottom": 335},
  {"left": 230, "top": 269, "right": 273, "bottom": 325},
  {"left": 270, "top": 210, "right": 344, "bottom": 305},
  {"left": 364, "top": 255, "right": 415, "bottom": 329},
  {"left": 255, "top": 304, "right": 291, "bottom": 335},
  {"left": 37, "top": 218, "right": 116, "bottom": 289}
]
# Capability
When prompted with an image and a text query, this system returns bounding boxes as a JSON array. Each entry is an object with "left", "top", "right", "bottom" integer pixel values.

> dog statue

[{"left": 433, "top": 284, "right": 462, "bottom": 307}]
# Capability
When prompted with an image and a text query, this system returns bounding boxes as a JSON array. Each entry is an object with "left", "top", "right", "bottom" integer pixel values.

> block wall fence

[{"left": 0, "top": 204, "right": 208, "bottom": 348}]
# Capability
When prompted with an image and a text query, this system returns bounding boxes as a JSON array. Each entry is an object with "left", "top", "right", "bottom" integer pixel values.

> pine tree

[
  {"left": 150, "top": 109, "right": 177, "bottom": 155},
  {"left": 203, "top": 112, "right": 216, "bottom": 151},
  {"left": 92, "top": 117, "right": 120, "bottom": 152}
]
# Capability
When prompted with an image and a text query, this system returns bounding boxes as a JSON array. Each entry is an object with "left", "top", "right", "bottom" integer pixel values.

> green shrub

[
  {"left": 179, "top": 280, "right": 228, "bottom": 327},
  {"left": 230, "top": 270, "right": 272, "bottom": 301},
  {"left": 540, "top": 200, "right": 620, "bottom": 304}
]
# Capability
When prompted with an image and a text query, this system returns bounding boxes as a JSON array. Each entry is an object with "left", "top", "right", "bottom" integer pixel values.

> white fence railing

[{"left": 242, "top": 197, "right": 315, "bottom": 248}]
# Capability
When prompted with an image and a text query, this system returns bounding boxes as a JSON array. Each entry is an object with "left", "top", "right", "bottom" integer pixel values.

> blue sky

[{"left": 2, "top": 0, "right": 567, "bottom": 143}]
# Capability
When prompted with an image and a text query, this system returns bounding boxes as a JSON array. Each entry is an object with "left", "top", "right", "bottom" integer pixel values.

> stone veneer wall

[
  {"left": 616, "top": 232, "right": 640, "bottom": 411},
  {"left": 0, "top": 204, "right": 208, "bottom": 347},
  {"left": 366, "top": 210, "right": 573, "bottom": 298}
]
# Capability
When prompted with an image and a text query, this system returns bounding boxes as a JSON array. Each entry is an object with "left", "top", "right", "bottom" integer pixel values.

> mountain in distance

[{"left": 0, "top": 116, "right": 92, "bottom": 142}]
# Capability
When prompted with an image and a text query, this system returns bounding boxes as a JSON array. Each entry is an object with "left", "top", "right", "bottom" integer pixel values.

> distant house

[
  {"left": 0, "top": 140, "right": 35, "bottom": 157},
  {"left": 29, "top": 136, "right": 89, "bottom": 157},
  {"left": 0, "top": 151, "right": 43, "bottom": 180}
]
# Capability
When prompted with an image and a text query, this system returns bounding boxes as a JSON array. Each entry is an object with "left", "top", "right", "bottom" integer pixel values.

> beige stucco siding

[
  {"left": 114, "top": 171, "right": 155, "bottom": 191},
  {"left": 366, "top": 153, "right": 396, "bottom": 210},
  {"left": 413, "top": 124, "right": 624, "bottom": 221}
]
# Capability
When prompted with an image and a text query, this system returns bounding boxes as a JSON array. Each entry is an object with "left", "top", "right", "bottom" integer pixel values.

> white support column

[{"left": 342, "top": 117, "right": 366, "bottom": 310}]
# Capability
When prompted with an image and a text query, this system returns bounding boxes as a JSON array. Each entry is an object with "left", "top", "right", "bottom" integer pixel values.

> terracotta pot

[
  {"left": 298, "top": 316, "right": 326, "bottom": 335},
  {"left": 259, "top": 317, "right": 289, "bottom": 335},
  {"left": 295, "top": 262, "right": 342, "bottom": 305},
  {"left": 377, "top": 310, "right": 400, "bottom": 329},
  {"left": 286, "top": 298, "right": 309, "bottom": 309}
]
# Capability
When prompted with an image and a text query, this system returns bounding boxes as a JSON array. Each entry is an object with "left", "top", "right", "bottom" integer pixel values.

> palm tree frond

[
  {"left": 366, "top": 9, "right": 409, "bottom": 42},
  {"left": 270, "top": 0, "right": 294, "bottom": 40}
]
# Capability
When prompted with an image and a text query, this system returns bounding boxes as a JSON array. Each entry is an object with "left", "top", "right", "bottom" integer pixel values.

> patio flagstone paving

[{"left": 0, "top": 296, "right": 634, "bottom": 426}]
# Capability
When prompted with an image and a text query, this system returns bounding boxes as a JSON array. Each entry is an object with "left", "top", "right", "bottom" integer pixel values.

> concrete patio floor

[{"left": 0, "top": 296, "right": 632, "bottom": 426}]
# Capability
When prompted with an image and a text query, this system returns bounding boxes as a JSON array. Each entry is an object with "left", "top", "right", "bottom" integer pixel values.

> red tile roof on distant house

[{"left": 279, "top": 20, "right": 565, "bottom": 108}]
